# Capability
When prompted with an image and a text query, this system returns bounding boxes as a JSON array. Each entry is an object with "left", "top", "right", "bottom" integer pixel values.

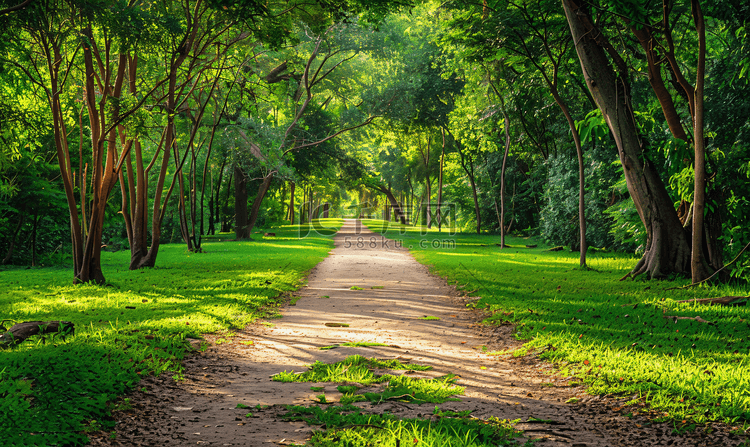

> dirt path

[{"left": 94, "top": 219, "right": 742, "bottom": 446}]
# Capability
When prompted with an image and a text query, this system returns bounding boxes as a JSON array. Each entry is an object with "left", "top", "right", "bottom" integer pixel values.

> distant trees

[
  {"left": 0, "top": 0, "right": 407, "bottom": 283},
  {"left": 2, "top": 0, "right": 750, "bottom": 284}
]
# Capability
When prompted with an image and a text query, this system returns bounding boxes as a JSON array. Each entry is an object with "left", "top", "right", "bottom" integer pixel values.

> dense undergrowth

[
  {"left": 0, "top": 219, "right": 341, "bottom": 446},
  {"left": 364, "top": 219, "right": 750, "bottom": 427}
]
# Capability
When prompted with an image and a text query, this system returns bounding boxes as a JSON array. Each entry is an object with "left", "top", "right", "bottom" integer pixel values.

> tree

[
  {"left": 562, "top": 0, "right": 692, "bottom": 278},
  {"left": 446, "top": 0, "right": 589, "bottom": 264}
]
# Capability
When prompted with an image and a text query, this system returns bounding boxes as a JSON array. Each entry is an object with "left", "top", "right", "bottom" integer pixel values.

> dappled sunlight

[
  {"left": 360, "top": 219, "right": 750, "bottom": 424},
  {"left": 0, "top": 223, "right": 340, "bottom": 445}
]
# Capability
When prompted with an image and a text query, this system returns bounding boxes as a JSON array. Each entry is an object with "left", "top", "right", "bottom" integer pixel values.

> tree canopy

[{"left": 0, "top": 0, "right": 749, "bottom": 284}]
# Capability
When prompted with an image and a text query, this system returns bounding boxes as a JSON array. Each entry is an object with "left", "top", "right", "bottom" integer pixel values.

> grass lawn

[
  {"left": 363, "top": 219, "right": 750, "bottom": 428},
  {"left": 0, "top": 219, "right": 341, "bottom": 446}
]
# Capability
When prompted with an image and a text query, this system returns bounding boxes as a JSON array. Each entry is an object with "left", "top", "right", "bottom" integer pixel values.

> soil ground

[{"left": 90, "top": 219, "right": 745, "bottom": 446}]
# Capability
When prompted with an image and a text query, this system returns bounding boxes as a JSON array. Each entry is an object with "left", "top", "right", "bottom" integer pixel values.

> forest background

[{"left": 0, "top": 0, "right": 748, "bottom": 284}]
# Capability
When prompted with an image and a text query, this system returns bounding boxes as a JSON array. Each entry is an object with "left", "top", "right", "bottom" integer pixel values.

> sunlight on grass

[
  {"left": 282, "top": 405, "right": 526, "bottom": 446},
  {"left": 363, "top": 219, "right": 750, "bottom": 425},
  {"left": 0, "top": 220, "right": 340, "bottom": 446}
]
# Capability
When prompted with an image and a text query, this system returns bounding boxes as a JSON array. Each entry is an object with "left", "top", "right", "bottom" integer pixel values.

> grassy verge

[
  {"left": 0, "top": 219, "right": 341, "bottom": 446},
  {"left": 271, "top": 355, "right": 462, "bottom": 405},
  {"left": 363, "top": 219, "right": 750, "bottom": 427},
  {"left": 282, "top": 405, "right": 527, "bottom": 446}
]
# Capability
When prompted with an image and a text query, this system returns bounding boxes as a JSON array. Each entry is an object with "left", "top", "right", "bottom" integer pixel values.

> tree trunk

[
  {"left": 469, "top": 172, "right": 481, "bottom": 234},
  {"left": 549, "top": 88, "right": 587, "bottom": 267},
  {"left": 289, "top": 182, "right": 296, "bottom": 223},
  {"left": 308, "top": 186, "right": 314, "bottom": 222},
  {"left": 562, "top": 0, "right": 691, "bottom": 278},
  {"left": 437, "top": 130, "right": 445, "bottom": 231},
  {"left": 234, "top": 164, "right": 250, "bottom": 240},
  {"left": 691, "top": 0, "right": 708, "bottom": 283},
  {"left": 500, "top": 108, "right": 511, "bottom": 248},
  {"left": 174, "top": 150, "right": 192, "bottom": 250},
  {"left": 407, "top": 176, "right": 414, "bottom": 225},
  {"left": 374, "top": 186, "right": 406, "bottom": 225},
  {"left": 222, "top": 167, "right": 233, "bottom": 233},
  {"left": 246, "top": 174, "right": 274, "bottom": 236},
  {"left": 384, "top": 193, "right": 391, "bottom": 221},
  {"left": 212, "top": 155, "right": 227, "bottom": 235}
]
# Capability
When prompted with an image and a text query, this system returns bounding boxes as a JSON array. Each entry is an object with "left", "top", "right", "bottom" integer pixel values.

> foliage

[{"left": 540, "top": 141, "right": 622, "bottom": 250}]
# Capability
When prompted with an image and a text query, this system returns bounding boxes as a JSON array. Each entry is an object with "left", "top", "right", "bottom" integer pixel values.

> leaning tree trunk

[
  {"left": 246, "top": 174, "right": 274, "bottom": 236},
  {"left": 374, "top": 186, "right": 406, "bottom": 225},
  {"left": 563, "top": 0, "right": 691, "bottom": 278}
]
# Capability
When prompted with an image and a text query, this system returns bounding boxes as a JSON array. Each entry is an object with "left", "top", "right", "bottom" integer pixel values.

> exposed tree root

[
  {"left": 0, "top": 321, "right": 75, "bottom": 347},
  {"left": 668, "top": 240, "right": 750, "bottom": 290},
  {"left": 676, "top": 296, "right": 748, "bottom": 306}
]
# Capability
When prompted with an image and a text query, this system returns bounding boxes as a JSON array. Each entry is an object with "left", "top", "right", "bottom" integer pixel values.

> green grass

[
  {"left": 0, "top": 219, "right": 342, "bottom": 446},
  {"left": 341, "top": 373, "right": 463, "bottom": 405},
  {"left": 271, "top": 355, "right": 462, "bottom": 406},
  {"left": 363, "top": 219, "right": 750, "bottom": 426},
  {"left": 271, "top": 354, "right": 432, "bottom": 385},
  {"left": 282, "top": 405, "right": 527, "bottom": 446}
]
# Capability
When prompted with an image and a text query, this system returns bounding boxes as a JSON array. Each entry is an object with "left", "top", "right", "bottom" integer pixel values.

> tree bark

[
  {"left": 691, "top": 0, "right": 707, "bottom": 283},
  {"left": 562, "top": 0, "right": 691, "bottom": 278}
]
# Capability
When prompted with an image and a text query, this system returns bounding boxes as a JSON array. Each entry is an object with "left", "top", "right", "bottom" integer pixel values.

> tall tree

[{"left": 561, "top": 0, "right": 692, "bottom": 278}]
